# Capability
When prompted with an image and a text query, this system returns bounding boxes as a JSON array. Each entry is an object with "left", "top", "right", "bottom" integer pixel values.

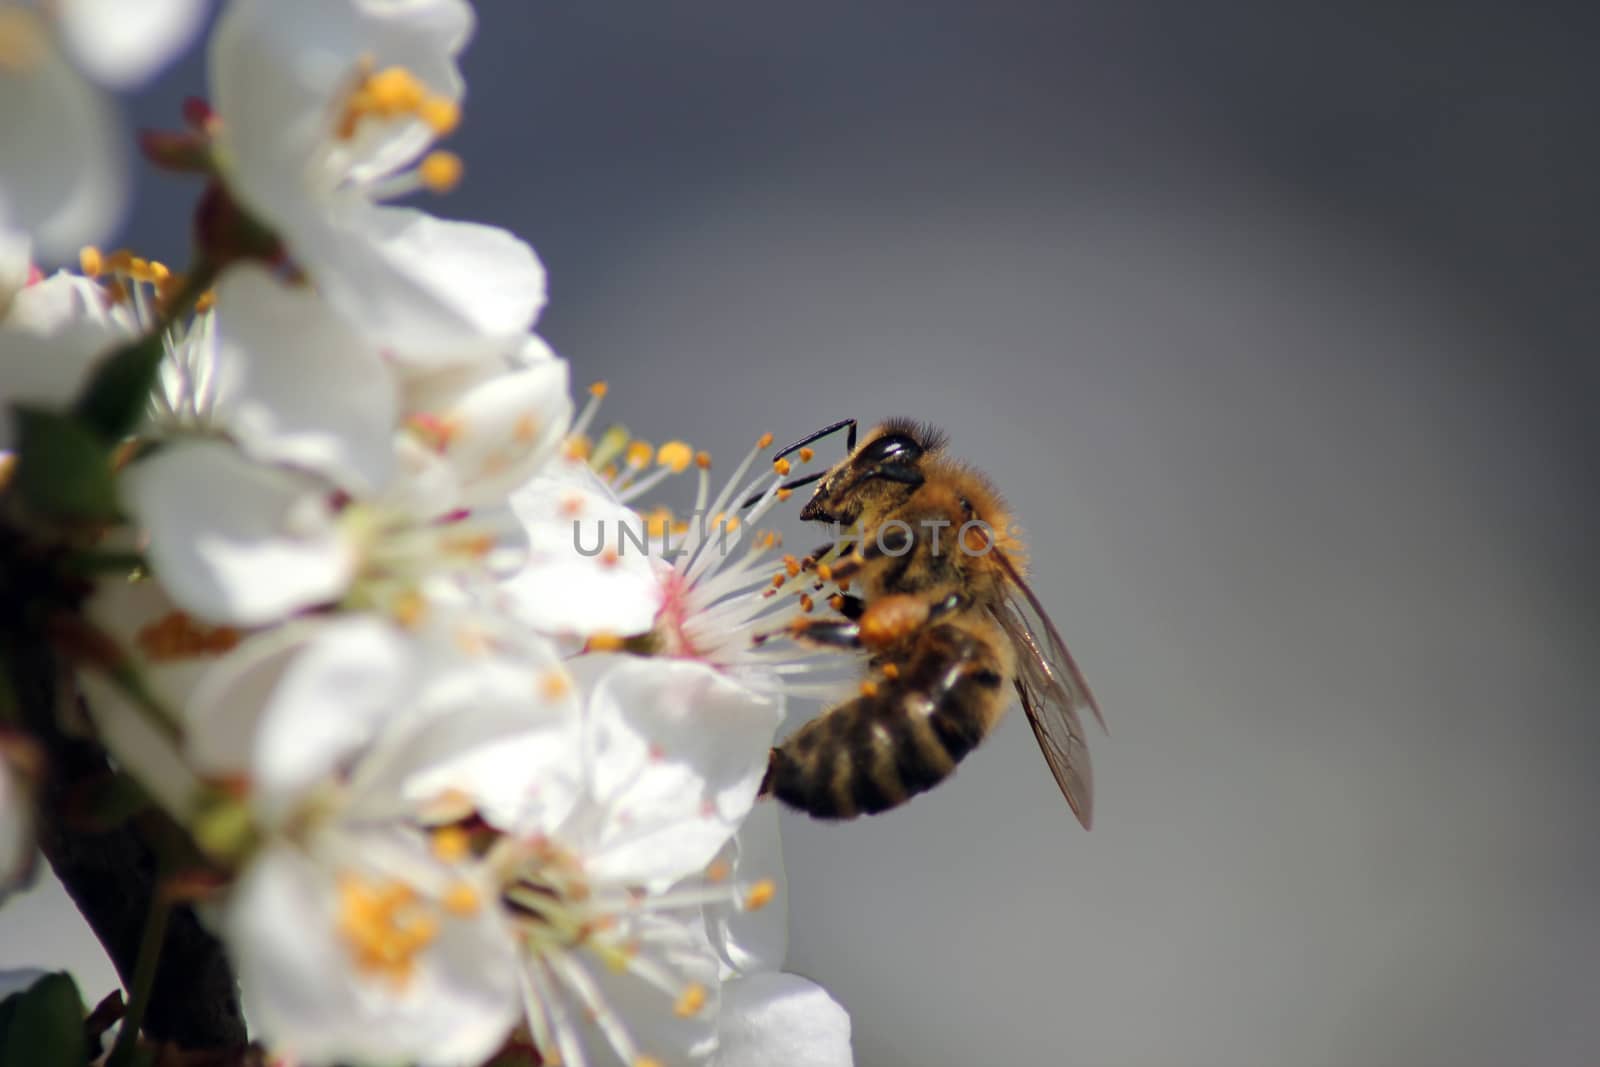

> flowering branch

[
  {"left": 0, "top": 2, "right": 856, "bottom": 1065},
  {"left": 16, "top": 639, "right": 245, "bottom": 1050}
]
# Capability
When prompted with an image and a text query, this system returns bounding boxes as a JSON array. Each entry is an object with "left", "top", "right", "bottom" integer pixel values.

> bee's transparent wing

[{"left": 990, "top": 549, "right": 1106, "bottom": 829}]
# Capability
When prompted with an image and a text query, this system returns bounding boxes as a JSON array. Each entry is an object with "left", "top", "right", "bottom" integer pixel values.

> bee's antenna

[
  {"left": 773, "top": 418, "right": 856, "bottom": 462},
  {"left": 740, "top": 470, "right": 826, "bottom": 510}
]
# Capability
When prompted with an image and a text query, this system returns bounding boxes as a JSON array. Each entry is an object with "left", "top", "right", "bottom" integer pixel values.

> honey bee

[{"left": 754, "top": 418, "right": 1106, "bottom": 827}]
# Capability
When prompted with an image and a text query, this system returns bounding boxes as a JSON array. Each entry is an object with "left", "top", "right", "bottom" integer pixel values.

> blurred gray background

[{"left": 5, "top": 3, "right": 1597, "bottom": 1065}]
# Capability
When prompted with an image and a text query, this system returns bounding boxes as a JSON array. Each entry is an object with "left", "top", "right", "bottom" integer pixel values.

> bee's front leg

[{"left": 756, "top": 616, "right": 862, "bottom": 651}]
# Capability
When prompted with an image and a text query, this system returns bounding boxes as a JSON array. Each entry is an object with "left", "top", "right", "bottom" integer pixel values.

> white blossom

[
  {"left": 430, "top": 653, "right": 784, "bottom": 1067},
  {"left": 194, "top": 615, "right": 578, "bottom": 1067},
  {"left": 208, "top": 0, "right": 544, "bottom": 356}
]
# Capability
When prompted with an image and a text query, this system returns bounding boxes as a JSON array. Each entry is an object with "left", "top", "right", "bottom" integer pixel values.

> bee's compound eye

[{"left": 858, "top": 433, "right": 922, "bottom": 466}]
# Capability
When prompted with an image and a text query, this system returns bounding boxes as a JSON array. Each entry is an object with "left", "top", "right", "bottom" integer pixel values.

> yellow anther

[
  {"left": 336, "top": 874, "right": 439, "bottom": 984},
  {"left": 860, "top": 680, "right": 880, "bottom": 698},
  {"left": 588, "top": 380, "right": 609, "bottom": 397},
  {"left": 695, "top": 450, "right": 712, "bottom": 470},
  {"left": 539, "top": 669, "right": 572, "bottom": 701},
  {"left": 643, "top": 507, "right": 675, "bottom": 539},
  {"left": 673, "top": 983, "right": 709, "bottom": 1018},
  {"left": 743, "top": 879, "right": 777, "bottom": 911},
  {"left": 106, "top": 248, "right": 133, "bottom": 274},
  {"left": 882, "top": 662, "right": 901, "bottom": 680},
  {"left": 129, "top": 256, "right": 151, "bottom": 280},
  {"left": 770, "top": 573, "right": 786, "bottom": 589},
  {"left": 367, "top": 67, "right": 426, "bottom": 112},
  {"left": 783, "top": 554, "right": 801, "bottom": 577},
  {"left": 420, "top": 95, "right": 461, "bottom": 135},
  {"left": 78, "top": 246, "right": 104, "bottom": 277},
  {"left": 419, "top": 150, "right": 464, "bottom": 193},
  {"left": 147, "top": 260, "right": 171, "bottom": 284},
  {"left": 777, "top": 488, "right": 793, "bottom": 501},
  {"left": 195, "top": 288, "right": 218, "bottom": 313},
  {"left": 656, "top": 440, "right": 693, "bottom": 473},
  {"left": 756, "top": 432, "right": 774, "bottom": 450},
  {"left": 564, "top": 434, "right": 593, "bottom": 462},
  {"left": 588, "top": 632, "right": 625, "bottom": 652},
  {"left": 799, "top": 447, "right": 815, "bottom": 463},
  {"left": 625, "top": 440, "right": 653, "bottom": 469},
  {"left": 392, "top": 590, "right": 428, "bottom": 629},
  {"left": 430, "top": 826, "right": 471, "bottom": 863},
  {"left": 799, "top": 593, "right": 815, "bottom": 613},
  {"left": 815, "top": 562, "right": 833, "bottom": 582},
  {"left": 442, "top": 881, "right": 481, "bottom": 916},
  {"left": 773, "top": 457, "right": 792, "bottom": 476}
]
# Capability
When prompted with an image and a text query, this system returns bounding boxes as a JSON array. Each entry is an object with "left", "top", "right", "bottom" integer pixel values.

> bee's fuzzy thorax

[{"left": 920, "top": 455, "right": 1029, "bottom": 573}]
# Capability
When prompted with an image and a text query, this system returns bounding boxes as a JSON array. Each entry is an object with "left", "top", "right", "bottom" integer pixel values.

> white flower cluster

[{"left": 0, "top": 2, "right": 852, "bottom": 1065}]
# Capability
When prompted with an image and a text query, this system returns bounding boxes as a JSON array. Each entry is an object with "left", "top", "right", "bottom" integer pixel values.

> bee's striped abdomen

[{"left": 763, "top": 622, "right": 1009, "bottom": 819}]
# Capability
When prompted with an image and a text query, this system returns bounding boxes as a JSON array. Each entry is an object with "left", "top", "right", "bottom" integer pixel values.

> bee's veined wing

[{"left": 990, "top": 549, "right": 1106, "bottom": 829}]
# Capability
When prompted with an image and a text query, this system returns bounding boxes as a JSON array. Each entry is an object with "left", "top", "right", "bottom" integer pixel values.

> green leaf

[
  {"left": 0, "top": 972, "right": 89, "bottom": 1067},
  {"left": 71, "top": 334, "right": 166, "bottom": 443},
  {"left": 9, "top": 408, "right": 119, "bottom": 521}
]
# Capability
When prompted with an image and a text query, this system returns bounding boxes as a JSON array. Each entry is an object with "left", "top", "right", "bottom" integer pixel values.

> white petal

[
  {"left": 348, "top": 643, "right": 585, "bottom": 832},
  {"left": 57, "top": 0, "right": 209, "bottom": 89},
  {"left": 227, "top": 839, "right": 519, "bottom": 1067},
  {"left": 0, "top": 225, "right": 33, "bottom": 313},
  {"left": 122, "top": 441, "right": 355, "bottom": 626},
  {"left": 210, "top": 0, "right": 472, "bottom": 223},
  {"left": 714, "top": 973, "right": 853, "bottom": 1067},
  {"left": 0, "top": 334, "right": 99, "bottom": 448},
  {"left": 210, "top": 265, "right": 398, "bottom": 492},
  {"left": 500, "top": 475, "right": 661, "bottom": 638},
  {"left": 76, "top": 574, "right": 228, "bottom": 820},
  {"left": 0, "top": 20, "right": 127, "bottom": 261},
  {"left": 4, "top": 270, "right": 133, "bottom": 335},
  {"left": 568, "top": 657, "right": 782, "bottom": 888},
  {"left": 577, "top": 913, "right": 720, "bottom": 1067},
  {"left": 706, "top": 803, "right": 788, "bottom": 979},
  {"left": 187, "top": 617, "right": 412, "bottom": 822},
  {"left": 423, "top": 357, "right": 572, "bottom": 509},
  {"left": 0, "top": 271, "right": 137, "bottom": 446},
  {"left": 299, "top": 202, "right": 546, "bottom": 355}
]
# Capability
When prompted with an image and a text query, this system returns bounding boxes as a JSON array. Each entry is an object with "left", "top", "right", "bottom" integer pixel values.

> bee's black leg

[
  {"left": 832, "top": 593, "right": 866, "bottom": 620},
  {"left": 757, "top": 617, "right": 862, "bottom": 651}
]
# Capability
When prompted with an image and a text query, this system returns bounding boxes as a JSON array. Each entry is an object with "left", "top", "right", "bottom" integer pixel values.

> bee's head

[{"left": 798, "top": 419, "right": 947, "bottom": 526}]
